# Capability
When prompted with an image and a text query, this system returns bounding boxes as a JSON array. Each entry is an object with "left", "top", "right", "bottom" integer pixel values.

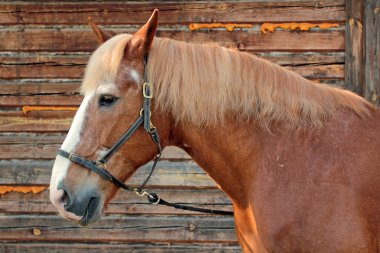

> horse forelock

[
  {"left": 81, "top": 33, "right": 374, "bottom": 131},
  {"left": 81, "top": 33, "right": 132, "bottom": 96}
]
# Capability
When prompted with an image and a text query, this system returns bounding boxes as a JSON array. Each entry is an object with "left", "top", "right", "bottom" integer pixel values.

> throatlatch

[{"left": 57, "top": 54, "right": 233, "bottom": 216}]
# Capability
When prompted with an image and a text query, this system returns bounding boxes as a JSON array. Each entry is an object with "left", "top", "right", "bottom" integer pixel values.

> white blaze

[
  {"left": 130, "top": 69, "right": 141, "bottom": 83},
  {"left": 49, "top": 94, "right": 93, "bottom": 199}
]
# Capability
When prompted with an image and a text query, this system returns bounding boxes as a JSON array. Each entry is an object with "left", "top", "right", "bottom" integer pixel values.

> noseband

[{"left": 57, "top": 54, "right": 233, "bottom": 215}]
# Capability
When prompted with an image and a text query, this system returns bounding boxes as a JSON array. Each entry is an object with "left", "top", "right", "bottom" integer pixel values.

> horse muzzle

[{"left": 50, "top": 183, "right": 103, "bottom": 226}]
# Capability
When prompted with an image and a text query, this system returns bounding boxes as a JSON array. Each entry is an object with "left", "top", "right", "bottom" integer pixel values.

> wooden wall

[{"left": 0, "top": 1, "right": 378, "bottom": 252}]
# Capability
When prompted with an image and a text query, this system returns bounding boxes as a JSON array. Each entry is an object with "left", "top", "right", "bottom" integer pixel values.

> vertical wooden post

[
  {"left": 364, "top": 0, "right": 380, "bottom": 105},
  {"left": 345, "top": 0, "right": 365, "bottom": 95}
]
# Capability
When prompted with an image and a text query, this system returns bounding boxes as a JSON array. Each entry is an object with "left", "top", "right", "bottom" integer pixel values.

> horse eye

[{"left": 99, "top": 95, "right": 118, "bottom": 107}]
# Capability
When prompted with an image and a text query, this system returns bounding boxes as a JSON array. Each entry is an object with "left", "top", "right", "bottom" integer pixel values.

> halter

[
  {"left": 57, "top": 82, "right": 161, "bottom": 194},
  {"left": 57, "top": 54, "right": 233, "bottom": 215}
]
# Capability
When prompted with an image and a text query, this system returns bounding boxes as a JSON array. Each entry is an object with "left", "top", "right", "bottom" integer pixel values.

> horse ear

[
  {"left": 127, "top": 9, "right": 159, "bottom": 56},
  {"left": 88, "top": 17, "right": 113, "bottom": 43}
]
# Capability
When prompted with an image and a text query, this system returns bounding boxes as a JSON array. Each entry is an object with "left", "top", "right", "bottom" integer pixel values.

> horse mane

[{"left": 82, "top": 33, "right": 373, "bottom": 130}]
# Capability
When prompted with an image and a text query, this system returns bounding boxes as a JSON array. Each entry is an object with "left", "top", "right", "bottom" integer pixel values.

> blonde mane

[{"left": 82, "top": 34, "right": 373, "bottom": 129}]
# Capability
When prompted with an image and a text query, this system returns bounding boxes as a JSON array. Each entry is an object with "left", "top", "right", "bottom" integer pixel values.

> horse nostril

[
  {"left": 61, "top": 189, "right": 69, "bottom": 206},
  {"left": 57, "top": 183, "right": 72, "bottom": 210}
]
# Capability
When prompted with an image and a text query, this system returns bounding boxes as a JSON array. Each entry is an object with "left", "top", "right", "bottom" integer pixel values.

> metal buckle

[
  {"left": 95, "top": 161, "right": 107, "bottom": 170},
  {"left": 68, "top": 153, "right": 77, "bottom": 161},
  {"left": 139, "top": 109, "right": 152, "bottom": 117},
  {"left": 143, "top": 82, "right": 153, "bottom": 99}
]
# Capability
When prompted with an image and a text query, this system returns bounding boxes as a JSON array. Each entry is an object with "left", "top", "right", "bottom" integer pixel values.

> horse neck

[{"left": 169, "top": 119, "right": 265, "bottom": 207}]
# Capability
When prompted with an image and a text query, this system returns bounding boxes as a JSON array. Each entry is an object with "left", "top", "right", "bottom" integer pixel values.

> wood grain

[
  {"left": 0, "top": 52, "right": 344, "bottom": 79},
  {"left": 0, "top": 188, "right": 231, "bottom": 215},
  {"left": 0, "top": 214, "right": 237, "bottom": 243},
  {"left": 0, "top": 29, "right": 345, "bottom": 52},
  {"left": 0, "top": 133, "right": 190, "bottom": 160},
  {"left": 364, "top": 0, "right": 380, "bottom": 105},
  {"left": 0, "top": 159, "right": 217, "bottom": 188},
  {"left": 345, "top": 0, "right": 364, "bottom": 95},
  {"left": 0, "top": 1, "right": 345, "bottom": 25},
  {"left": 0, "top": 242, "right": 242, "bottom": 253}
]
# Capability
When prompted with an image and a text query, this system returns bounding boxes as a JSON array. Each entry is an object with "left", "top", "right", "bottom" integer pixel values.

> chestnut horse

[{"left": 50, "top": 10, "right": 380, "bottom": 252}]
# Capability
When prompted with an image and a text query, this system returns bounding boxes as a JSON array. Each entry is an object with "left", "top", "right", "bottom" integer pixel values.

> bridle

[{"left": 57, "top": 54, "right": 233, "bottom": 215}]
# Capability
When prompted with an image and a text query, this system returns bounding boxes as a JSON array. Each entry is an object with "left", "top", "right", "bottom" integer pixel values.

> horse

[{"left": 49, "top": 10, "right": 380, "bottom": 252}]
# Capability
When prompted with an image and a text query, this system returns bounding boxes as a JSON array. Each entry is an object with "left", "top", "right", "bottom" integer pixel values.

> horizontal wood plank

[
  {"left": 0, "top": 1, "right": 345, "bottom": 25},
  {"left": 0, "top": 214, "right": 237, "bottom": 243},
  {"left": 0, "top": 159, "right": 217, "bottom": 188},
  {"left": 0, "top": 116, "right": 72, "bottom": 132},
  {"left": 0, "top": 188, "right": 231, "bottom": 215},
  {"left": 0, "top": 52, "right": 344, "bottom": 79},
  {"left": 0, "top": 29, "right": 345, "bottom": 52},
  {"left": 0, "top": 81, "right": 80, "bottom": 96},
  {"left": 0, "top": 142, "right": 189, "bottom": 160},
  {"left": 0, "top": 95, "right": 82, "bottom": 106},
  {"left": 0, "top": 242, "right": 242, "bottom": 253},
  {"left": 0, "top": 62, "right": 344, "bottom": 79},
  {"left": 0, "top": 133, "right": 190, "bottom": 160}
]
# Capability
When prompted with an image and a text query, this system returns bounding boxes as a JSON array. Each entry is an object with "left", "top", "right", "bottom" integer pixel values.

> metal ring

[
  {"left": 150, "top": 195, "right": 160, "bottom": 205},
  {"left": 143, "top": 82, "right": 153, "bottom": 99},
  {"left": 135, "top": 189, "right": 149, "bottom": 197},
  {"left": 95, "top": 161, "right": 107, "bottom": 170}
]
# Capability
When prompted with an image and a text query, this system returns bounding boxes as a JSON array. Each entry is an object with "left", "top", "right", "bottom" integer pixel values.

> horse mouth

[{"left": 79, "top": 197, "right": 101, "bottom": 226}]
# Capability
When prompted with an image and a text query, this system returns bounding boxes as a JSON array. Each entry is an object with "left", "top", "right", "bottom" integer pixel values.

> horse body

[
  {"left": 49, "top": 10, "right": 380, "bottom": 252},
  {"left": 170, "top": 108, "right": 380, "bottom": 252}
]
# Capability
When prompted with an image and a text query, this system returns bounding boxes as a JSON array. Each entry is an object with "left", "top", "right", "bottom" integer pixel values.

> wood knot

[
  {"left": 217, "top": 3, "right": 228, "bottom": 11},
  {"left": 371, "top": 93, "right": 378, "bottom": 102},
  {"left": 349, "top": 18, "right": 355, "bottom": 26},
  {"left": 316, "top": 1, "right": 325, "bottom": 8},
  {"left": 33, "top": 228, "right": 41, "bottom": 236},
  {"left": 189, "top": 223, "right": 196, "bottom": 231}
]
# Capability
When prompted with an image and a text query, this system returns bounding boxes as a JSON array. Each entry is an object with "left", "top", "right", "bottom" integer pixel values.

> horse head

[{"left": 49, "top": 10, "right": 170, "bottom": 226}]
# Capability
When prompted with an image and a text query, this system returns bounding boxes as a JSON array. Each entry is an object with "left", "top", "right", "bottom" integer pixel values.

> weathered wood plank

[
  {"left": 0, "top": 159, "right": 216, "bottom": 188},
  {"left": 288, "top": 64, "right": 344, "bottom": 79},
  {"left": 0, "top": 81, "right": 80, "bottom": 96},
  {"left": 0, "top": 109, "right": 76, "bottom": 119},
  {"left": 0, "top": 132, "right": 190, "bottom": 160},
  {"left": 0, "top": 188, "right": 231, "bottom": 215},
  {"left": 0, "top": 214, "right": 237, "bottom": 243},
  {"left": 364, "top": 0, "right": 380, "bottom": 105},
  {"left": 0, "top": 65, "right": 84, "bottom": 79},
  {"left": 0, "top": 61, "right": 344, "bottom": 79},
  {"left": 0, "top": 116, "right": 72, "bottom": 132},
  {"left": 257, "top": 51, "right": 345, "bottom": 65},
  {"left": 0, "top": 54, "right": 86, "bottom": 79},
  {"left": 345, "top": 0, "right": 364, "bottom": 95},
  {"left": 0, "top": 52, "right": 345, "bottom": 79},
  {"left": 0, "top": 242, "right": 242, "bottom": 253},
  {"left": 0, "top": 1, "right": 345, "bottom": 25},
  {"left": 0, "top": 95, "right": 82, "bottom": 106},
  {"left": 0, "top": 29, "right": 345, "bottom": 52}
]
